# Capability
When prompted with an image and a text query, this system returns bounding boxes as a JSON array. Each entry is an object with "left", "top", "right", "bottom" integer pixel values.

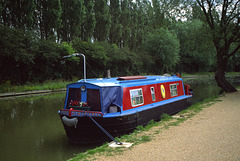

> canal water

[
  {"left": 0, "top": 93, "right": 98, "bottom": 161},
  {"left": 0, "top": 76, "right": 239, "bottom": 161}
]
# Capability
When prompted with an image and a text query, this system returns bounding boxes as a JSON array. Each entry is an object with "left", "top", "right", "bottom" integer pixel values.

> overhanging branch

[
  {"left": 227, "top": 43, "right": 240, "bottom": 60},
  {"left": 196, "top": 0, "right": 215, "bottom": 29}
]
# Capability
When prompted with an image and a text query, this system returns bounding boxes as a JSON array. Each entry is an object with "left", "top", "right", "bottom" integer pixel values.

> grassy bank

[
  {"left": 68, "top": 95, "right": 223, "bottom": 161},
  {"left": 1, "top": 72, "right": 239, "bottom": 93},
  {"left": 181, "top": 72, "right": 240, "bottom": 77},
  {"left": 0, "top": 79, "right": 74, "bottom": 93}
]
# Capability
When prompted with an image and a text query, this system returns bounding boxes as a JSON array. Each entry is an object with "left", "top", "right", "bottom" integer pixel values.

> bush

[
  {"left": 0, "top": 26, "right": 35, "bottom": 84},
  {"left": 0, "top": 26, "right": 76, "bottom": 84}
]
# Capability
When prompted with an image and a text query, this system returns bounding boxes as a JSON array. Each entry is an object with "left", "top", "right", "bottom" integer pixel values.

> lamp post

[{"left": 63, "top": 53, "right": 86, "bottom": 82}]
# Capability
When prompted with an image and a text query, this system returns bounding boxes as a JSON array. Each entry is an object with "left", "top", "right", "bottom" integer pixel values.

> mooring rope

[{"left": 88, "top": 116, "right": 122, "bottom": 145}]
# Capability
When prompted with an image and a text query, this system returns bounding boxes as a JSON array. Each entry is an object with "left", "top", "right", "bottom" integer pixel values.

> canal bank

[
  {"left": 88, "top": 90, "right": 240, "bottom": 161},
  {"left": 1, "top": 73, "right": 239, "bottom": 98},
  {"left": 0, "top": 88, "right": 66, "bottom": 98}
]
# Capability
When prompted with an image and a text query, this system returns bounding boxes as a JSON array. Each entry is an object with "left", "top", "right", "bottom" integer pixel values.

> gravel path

[{"left": 95, "top": 91, "right": 240, "bottom": 161}]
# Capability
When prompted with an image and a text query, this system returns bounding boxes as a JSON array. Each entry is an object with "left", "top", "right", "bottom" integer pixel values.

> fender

[{"left": 62, "top": 116, "right": 78, "bottom": 128}]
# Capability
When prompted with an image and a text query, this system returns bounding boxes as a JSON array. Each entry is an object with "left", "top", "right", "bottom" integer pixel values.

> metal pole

[
  {"left": 62, "top": 53, "right": 86, "bottom": 82},
  {"left": 79, "top": 54, "right": 86, "bottom": 82}
]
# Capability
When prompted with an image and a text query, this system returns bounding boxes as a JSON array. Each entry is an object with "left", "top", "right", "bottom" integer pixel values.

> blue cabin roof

[{"left": 75, "top": 75, "right": 182, "bottom": 88}]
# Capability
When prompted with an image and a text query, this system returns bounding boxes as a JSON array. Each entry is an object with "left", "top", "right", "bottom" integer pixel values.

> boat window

[
  {"left": 170, "top": 84, "right": 178, "bottom": 97},
  {"left": 150, "top": 87, "right": 156, "bottom": 101},
  {"left": 67, "top": 88, "right": 81, "bottom": 109},
  {"left": 130, "top": 88, "right": 144, "bottom": 106},
  {"left": 87, "top": 89, "right": 101, "bottom": 111}
]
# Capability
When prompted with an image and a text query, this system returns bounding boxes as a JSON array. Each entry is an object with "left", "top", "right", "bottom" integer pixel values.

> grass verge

[
  {"left": 181, "top": 72, "right": 240, "bottom": 77},
  {"left": 68, "top": 95, "right": 222, "bottom": 161},
  {"left": 0, "top": 79, "right": 74, "bottom": 93}
]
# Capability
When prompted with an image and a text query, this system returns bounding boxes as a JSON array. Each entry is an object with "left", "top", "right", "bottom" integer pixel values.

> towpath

[{"left": 95, "top": 90, "right": 240, "bottom": 161}]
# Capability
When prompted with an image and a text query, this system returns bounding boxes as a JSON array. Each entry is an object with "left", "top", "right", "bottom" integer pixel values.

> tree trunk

[{"left": 215, "top": 58, "right": 237, "bottom": 93}]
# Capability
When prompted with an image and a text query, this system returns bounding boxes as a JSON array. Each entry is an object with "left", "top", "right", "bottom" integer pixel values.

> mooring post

[{"left": 107, "top": 69, "right": 111, "bottom": 79}]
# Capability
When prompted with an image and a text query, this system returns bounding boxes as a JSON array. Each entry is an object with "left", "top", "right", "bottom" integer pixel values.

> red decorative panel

[{"left": 122, "top": 81, "right": 184, "bottom": 111}]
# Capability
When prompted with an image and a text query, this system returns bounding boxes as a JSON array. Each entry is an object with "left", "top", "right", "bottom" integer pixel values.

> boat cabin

[{"left": 62, "top": 75, "right": 191, "bottom": 118}]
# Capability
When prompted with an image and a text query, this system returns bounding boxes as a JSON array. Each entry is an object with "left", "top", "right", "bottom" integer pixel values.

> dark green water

[
  {"left": 0, "top": 93, "right": 97, "bottom": 161},
  {"left": 0, "top": 77, "right": 239, "bottom": 161},
  {"left": 184, "top": 76, "right": 240, "bottom": 104}
]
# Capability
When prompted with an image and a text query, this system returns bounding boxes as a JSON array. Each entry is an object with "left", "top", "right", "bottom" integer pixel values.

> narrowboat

[{"left": 58, "top": 75, "right": 193, "bottom": 144}]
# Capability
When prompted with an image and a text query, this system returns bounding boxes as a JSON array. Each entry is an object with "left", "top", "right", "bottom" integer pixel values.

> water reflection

[
  {"left": 184, "top": 77, "right": 221, "bottom": 103},
  {"left": 184, "top": 76, "right": 240, "bottom": 104},
  {"left": 0, "top": 93, "right": 97, "bottom": 161}
]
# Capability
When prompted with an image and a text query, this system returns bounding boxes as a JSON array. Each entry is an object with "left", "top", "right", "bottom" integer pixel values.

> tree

[
  {"left": 129, "top": 1, "right": 138, "bottom": 49},
  {"left": 109, "top": 0, "right": 122, "bottom": 46},
  {"left": 100, "top": 42, "right": 140, "bottom": 76},
  {"left": 60, "top": 0, "right": 85, "bottom": 42},
  {"left": 0, "top": 26, "right": 36, "bottom": 83},
  {"left": 72, "top": 39, "right": 109, "bottom": 78},
  {"left": 196, "top": 0, "right": 240, "bottom": 92},
  {"left": 0, "top": 3, "right": 2, "bottom": 23},
  {"left": 135, "top": 0, "right": 153, "bottom": 48},
  {"left": 191, "top": 2, "right": 206, "bottom": 21},
  {"left": 93, "top": 0, "right": 111, "bottom": 42},
  {"left": 174, "top": 20, "right": 216, "bottom": 73},
  {"left": 120, "top": 0, "right": 131, "bottom": 48},
  {"left": 82, "top": 0, "right": 96, "bottom": 41},
  {"left": 35, "top": 0, "right": 62, "bottom": 40},
  {"left": 151, "top": 0, "right": 183, "bottom": 29},
  {"left": 152, "top": 0, "right": 165, "bottom": 28},
  {"left": 0, "top": 0, "right": 35, "bottom": 29},
  {"left": 143, "top": 28, "right": 180, "bottom": 74}
]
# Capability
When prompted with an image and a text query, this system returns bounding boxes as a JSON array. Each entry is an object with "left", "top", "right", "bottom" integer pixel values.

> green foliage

[
  {"left": 60, "top": 0, "right": 86, "bottom": 42},
  {"left": 98, "top": 41, "right": 141, "bottom": 76},
  {"left": 227, "top": 43, "right": 240, "bottom": 72},
  {"left": 94, "top": 0, "right": 111, "bottom": 41},
  {"left": 0, "top": 26, "right": 35, "bottom": 84},
  {"left": 0, "top": 0, "right": 35, "bottom": 28},
  {"left": 35, "top": 0, "right": 62, "bottom": 40},
  {"left": 174, "top": 20, "right": 216, "bottom": 73},
  {"left": 109, "top": 0, "right": 122, "bottom": 45},
  {"left": 120, "top": 0, "right": 131, "bottom": 48},
  {"left": 160, "top": 113, "right": 172, "bottom": 121},
  {"left": 72, "top": 39, "right": 109, "bottom": 77},
  {"left": 191, "top": 3, "right": 206, "bottom": 22},
  {"left": 135, "top": 125, "right": 144, "bottom": 132},
  {"left": 33, "top": 40, "right": 64, "bottom": 81},
  {"left": 143, "top": 28, "right": 180, "bottom": 74},
  {"left": 60, "top": 42, "right": 75, "bottom": 54},
  {"left": 0, "top": 26, "right": 76, "bottom": 84},
  {"left": 82, "top": 0, "right": 96, "bottom": 41},
  {"left": 0, "top": 81, "right": 12, "bottom": 93}
]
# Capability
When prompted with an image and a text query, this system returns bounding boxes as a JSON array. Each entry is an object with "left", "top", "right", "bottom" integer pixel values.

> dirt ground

[{"left": 94, "top": 90, "right": 240, "bottom": 161}]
